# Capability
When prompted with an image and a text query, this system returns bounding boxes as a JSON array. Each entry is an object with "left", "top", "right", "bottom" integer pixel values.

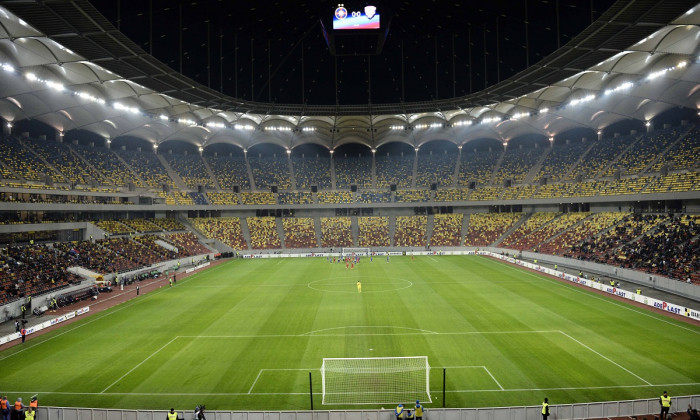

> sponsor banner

[
  {"left": 481, "top": 251, "right": 700, "bottom": 322},
  {"left": 0, "top": 306, "right": 90, "bottom": 346}
]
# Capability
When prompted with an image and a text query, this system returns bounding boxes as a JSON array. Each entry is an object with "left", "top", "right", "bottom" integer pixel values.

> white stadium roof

[{"left": 0, "top": 0, "right": 698, "bottom": 152}]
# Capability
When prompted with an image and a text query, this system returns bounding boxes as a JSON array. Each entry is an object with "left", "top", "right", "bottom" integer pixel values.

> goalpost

[
  {"left": 341, "top": 247, "right": 371, "bottom": 256},
  {"left": 320, "top": 356, "right": 431, "bottom": 405}
]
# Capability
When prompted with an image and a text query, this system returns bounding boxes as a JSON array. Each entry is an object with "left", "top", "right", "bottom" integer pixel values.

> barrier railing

[{"left": 35, "top": 395, "right": 700, "bottom": 420}]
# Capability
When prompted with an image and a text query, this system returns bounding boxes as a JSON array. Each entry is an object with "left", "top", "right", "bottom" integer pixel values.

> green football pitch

[{"left": 2, "top": 255, "right": 699, "bottom": 411}]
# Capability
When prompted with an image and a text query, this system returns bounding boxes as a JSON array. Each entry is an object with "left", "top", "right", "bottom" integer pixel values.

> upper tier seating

[
  {"left": 416, "top": 153, "right": 456, "bottom": 187},
  {"left": 292, "top": 157, "right": 332, "bottom": 190},
  {"left": 278, "top": 192, "right": 314, "bottom": 205},
  {"left": 574, "top": 134, "right": 636, "bottom": 179},
  {"left": 205, "top": 155, "right": 251, "bottom": 190},
  {"left": 458, "top": 149, "right": 500, "bottom": 187},
  {"left": 26, "top": 138, "right": 101, "bottom": 186},
  {"left": 376, "top": 155, "right": 413, "bottom": 188},
  {"left": 0, "top": 137, "right": 62, "bottom": 182},
  {"left": 533, "top": 141, "right": 590, "bottom": 183},
  {"left": 492, "top": 145, "right": 544, "bottom": 185},
  {"left": 165, "top": 154, "right": 215, "bottom": 189},
  {"left": 116, "top": 149, "right": 175, "bottom": 189},
  {"left": 334, "top": 156, "right": 372, "bottom": 189},
  {"left": 73, "top": 144, "right": 144, "bottom": 187},
  {"left": 249, "top": 156, "right": 291, "bottom": 190}
]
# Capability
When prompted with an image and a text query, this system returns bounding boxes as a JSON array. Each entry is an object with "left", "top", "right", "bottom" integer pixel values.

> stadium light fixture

[
  {"left": 457, "top": 144, "right": 462, "bottom": 150},
  {"left": 198, "top": 146, "right": 204, "bottom": 152},
  {"left": 6, "top": 122, "right": 12, "bottom": 128},
  {"left": 540, "top": 107, "right": 549, "bottom": 114},
  {"left": 604, "top": 81, "right": 633, "bottom": 95},
  {"left": 46, "top": 81, "right": 64, "bottom": 92},
  {"left": 569, "top": 94, "right": 595, "bottom": 106},
  {"left": 153, "top": 144, "right": 158, "bottom": 149},
  {"left": 452, "top": 121, "right": 471, "bottom": 127},
  {"left": 159, "top": 115, "right": 169, "bottom": 121},
  {"left": 371, "top": 148, "right": 376, "bottom": 154},
  {"left": 2, "top": 63, "right": 14, "bottom": 73},
  {"left": 206, "top": 121, "right": 225, "bottom": 129},
  {"left": 645, "top": 121, "right": 651, "bottom": 127},
  {"left": 677, "top": 61, "right": 687, "bottom": 68},
  {"left": 286, "top": 149, "right": 291, "bottom": 155},
  {"left": 429, "top": 123, "right": 442, "bottom": 128},
  {"left": 25, "top": 72, "right": 37, "bottom": 81}
]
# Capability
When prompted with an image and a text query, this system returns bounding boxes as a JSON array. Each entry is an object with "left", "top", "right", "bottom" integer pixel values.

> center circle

[{"left": 307, "top": 276, "right": 413, "bottom": 293}]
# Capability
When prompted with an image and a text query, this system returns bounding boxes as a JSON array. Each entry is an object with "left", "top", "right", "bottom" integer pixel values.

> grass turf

[{"left": 1, "top": 255, "right": 698, "bottom": 411}]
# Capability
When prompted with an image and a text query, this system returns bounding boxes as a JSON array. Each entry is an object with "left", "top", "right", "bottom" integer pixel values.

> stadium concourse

[{"left": 0, "top": 0, "right": 699, "bottom": 415}]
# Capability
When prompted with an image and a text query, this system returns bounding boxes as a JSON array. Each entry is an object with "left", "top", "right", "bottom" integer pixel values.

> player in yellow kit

[{"left": 357, "top": 280, "right": 362, "bottom": 293}]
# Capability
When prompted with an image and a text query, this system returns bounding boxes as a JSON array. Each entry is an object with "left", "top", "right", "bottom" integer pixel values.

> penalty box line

[{"left": 246, "top": 365, "right": 504, "bottom": 395}]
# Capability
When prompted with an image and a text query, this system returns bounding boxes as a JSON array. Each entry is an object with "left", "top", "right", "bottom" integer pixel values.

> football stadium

[{"left": 0, "top": 1, "right": 699, "bottom": 419}]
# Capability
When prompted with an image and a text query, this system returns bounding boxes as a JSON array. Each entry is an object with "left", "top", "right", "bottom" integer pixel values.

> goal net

[
  {"left": 341, "top": 247, "right": 371, "bottom": 257},
  {"left": 321, "top": 356, "right": 431, "bottom": 405}
]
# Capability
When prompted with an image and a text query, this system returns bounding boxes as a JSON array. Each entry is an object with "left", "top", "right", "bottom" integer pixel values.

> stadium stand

[
  {"left": 394, "top": 189, "right": 430, "bottom": 202},
  {"left": 207, "top": 191, "right": 240, "bottom": 205},
  {"left": 278, "top": 191, "right": 314, "bottom": 205},
  {"left": 164, "top": 154, "right": 215, "bottom": 189},
  {"left": 508, "top": 212, "right": 590, "bottom": 251},
  {"left": 500, "top": 212, "right": 559, "bottom": 248},
  {"left": 0, "top": 136, "right": 63, "bottom": 182},
  {"left": 492, "top": 145, "right": 544, "bottom": 185},
  {"left": 430, "top": 213, "right": 463, "bottom": 247},
  {"left": 464, "top": 213, "right": 522, "bottom": 246},
  {"left": 575, "top": 134, "right": 636, "bottom": 180},
  {"left": 1, "top": 244, "right": 78, "bottom": 304},
  {"left": 249, "top": 156, "right": 291, "bottom": 190},
  {"left": 164, "top": 232, "right": 211, "bottom": 256},
  {"left": 320, "top": 217, "right": 353, "bottom": 248},
  {"left": 25, "top": 138, "right": 102, "bottom": 186},
  {"left": 394, "top": 216, "right": 427, "bottom": 247},
  {"left": 73, "top": 144, "right": 144, "bottom": 188},
  {"left": 190, "top": 217, "right": 248, "bottom": 250},
  {"left": 358, "top": 217, "right": 390, "bottom": 247},
  {"left": 282, "top": 218, "right": 317, "bottom": 248},
  {"left": 357, "top": 191, "right": 392, "bottom": 203},
  {"left": 205, "top": 155, "right": 251, "bottom": 190},
  {"left": 537, "top": 212, "right": 628, "bottom": 255},
  {"left": 116, "top": 149, "right": 176, "bottom": 189},
  {"left": 532, "top": 141, "right": 590, "bottom": 183},
  {"left": 150, "top": 218, "right": 186, "bottom": 231},
  {"left": 292, "top": 157, "right": 332, "bottom": 190},
  {"left": 247, "top": 217, "right": 282, "bottom": 249},
  {"left": 457, "top": 149, "right": 500, "bottom": 187},
  {"left": 415, "top": 153, "right": 457, "bottom": 187},
  {"left": 376, "top": 155, "right": 413, "bottom": 188},
  {"left": 241, "top": 192, "right": 276, "bottom": 205},
  {"left": 334, "top": 156, "right": 372, "bottom": 189},
  {"left": 318, "top": 191, "right": 353, "bottom": 204}
]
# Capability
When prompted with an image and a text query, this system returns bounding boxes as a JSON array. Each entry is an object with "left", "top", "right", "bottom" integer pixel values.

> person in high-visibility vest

[
  {"left": 414, "top": 401, "right": 424, "bottom": 420},
  {"left": 1, "top": 396, "right": 10, "bottom": 420},
  {"left": 541, "top": 397, "right": 549, "bottom": 420},
  {"left": 166, "top": 408, "right": 178, "bottom": 420},
  {"left": 24, "top": 408, "right": 35, "bottom": 420},
  {"left": 659, "top": 391, "right": 671, "bottom": 420},
  {"left": 12, "top": 398, "right": 23, "bottom": 420},
  {"left": 394, "top": 404, "right": 404, "bottom": 420}
]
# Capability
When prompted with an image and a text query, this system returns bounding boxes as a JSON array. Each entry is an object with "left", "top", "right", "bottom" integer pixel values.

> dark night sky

[{"left": 90, "top": 0, "right": 616, "bottom": 105}]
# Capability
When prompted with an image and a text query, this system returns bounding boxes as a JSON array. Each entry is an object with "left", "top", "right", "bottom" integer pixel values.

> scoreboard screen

[{"left": 332, "top": 4, "right": 380, "bottom": 30}]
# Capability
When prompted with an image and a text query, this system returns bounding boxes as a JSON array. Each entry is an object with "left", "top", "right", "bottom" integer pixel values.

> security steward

[
  {"left": 541, "top": 397, "right": 550, "bottom": 420},
  {"left": 12, "top": 398, "right": 23, "bottom": 420},
  {"left": 29, "top": 397, "right": 37, "bottom": 419},
  {"left": 414, "top": 401, "right": 424, "bottom": 420},
  {"left": 166, "top": 408, "right": 178, "bottom": 420},
  {"left": 394, "top": 404, "right": 405, "bottom": 420},
  {"left": 660, "top": 390, "right": 671, "bottom": 420}
]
